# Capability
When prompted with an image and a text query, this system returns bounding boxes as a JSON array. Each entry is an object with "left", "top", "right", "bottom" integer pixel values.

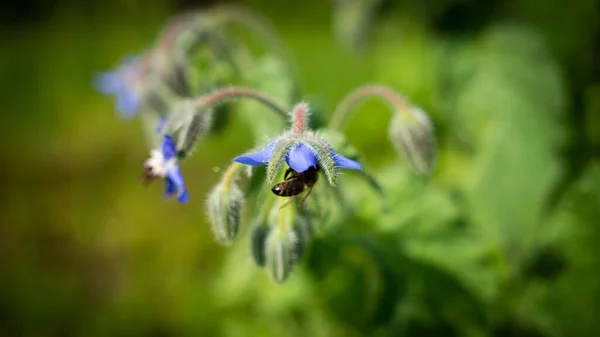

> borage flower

[
  {"left": 233, "top": 102, "right": 361, "bottom": 203},
  {"left": 95, "top": 55, "right": 147, "bottom": 119},
  {"left": 139, "top": 133, "right": 189, "bottom": 203}
]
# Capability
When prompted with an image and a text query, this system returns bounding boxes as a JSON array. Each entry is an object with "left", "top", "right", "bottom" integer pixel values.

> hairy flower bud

[
  {"left": 265, "top": 226, "right": 297, "bottom": 283},
  {"left": 291, "top": 216, "right": 312, "bottom": 261},
  {"left": 250, "top": 220, "right": 269, "bottom": 267},
  {"left": 205, "top": 181, "right": 244, "bottom": 246},
  {"left": 264, "top": 200, "right": 300, "bottom": 283},
  {"left": 177, "top": 107, "right": 213, "bottom": 157},
  {"left": 388, "top": 107, "right": 436, "bottom": 173}
]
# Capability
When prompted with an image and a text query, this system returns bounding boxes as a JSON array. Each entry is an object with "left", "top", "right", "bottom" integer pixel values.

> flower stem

[
  {"left": 155, "top": 12, "right": 193, "bottom": 52},
  {"left": 220, "top": 162, "right": 244, "bottom": 190},
  {"left": 328, "top": 84, "right": 410, "bottom": 130},
  {"left": 194, "top": 86, "right": 289, "bottom": 119}
]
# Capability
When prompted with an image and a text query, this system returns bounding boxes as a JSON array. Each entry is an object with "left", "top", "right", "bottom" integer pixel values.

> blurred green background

[{"left": 1, "top": 0, "right": 600, "bottom": 336}]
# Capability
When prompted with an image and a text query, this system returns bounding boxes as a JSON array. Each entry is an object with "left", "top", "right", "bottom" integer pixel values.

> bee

[
  {"left": 271, "top": 166, "right": 318, "bottom": 206},
  {"left": 138, "top": 166, "right": 156, "bottom": 186}
]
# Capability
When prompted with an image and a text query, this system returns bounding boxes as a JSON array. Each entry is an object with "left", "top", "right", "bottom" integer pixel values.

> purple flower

[
  {"left": 95, "top": 56, "right": 145, "bottom": 119},
  {"left": 139, "top": 134, "right": 189, "bottom": 203}
]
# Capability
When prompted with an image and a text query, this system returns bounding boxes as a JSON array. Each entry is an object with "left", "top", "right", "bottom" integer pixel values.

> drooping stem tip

[
  {"left": 195, "top": 86, "right": 289, "bottom": 119},
  {"left": 329, "top": 84, "right": 409, "bottom": 129},
  {"left": 220, "top": 162, "right": 244, "bottom": 188}
]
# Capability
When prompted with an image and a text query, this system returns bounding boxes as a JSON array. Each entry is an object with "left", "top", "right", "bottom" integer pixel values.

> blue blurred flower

[
  {"left": 95, "top": 56, "right": 145, "bottom": 119},
  {"left": 140, "top": 134, "right": 189, "bottom": 203}
]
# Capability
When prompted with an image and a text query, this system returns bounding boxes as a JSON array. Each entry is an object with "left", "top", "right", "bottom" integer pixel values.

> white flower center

[{"left": 145, "top": 149, "right": 177, "bottom": 178}]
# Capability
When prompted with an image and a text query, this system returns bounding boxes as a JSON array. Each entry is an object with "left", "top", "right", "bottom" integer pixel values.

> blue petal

[
  {"left": 94, "top": 72, "right": 122, "bottom": 95},
  {"left": 330, "top": 149, "right": 362, "bottom": 170},
  {"left": 176, "top": 190, "right": 189, "bottom": 203},
  {"left": 286, "top": 144, "right": 318, "bottom": 173},
  {"left": 116, "top": 90, "right": 140, "bottom": 118},
  {"left": 164, "top": 178, "right": 175, "bottom": 196},
  {"left": 155, "top": 117, "right": 166, "bottom": 133},
  {"left": 165, "top": 166, "right": 188, "bottom": 203},
  {"left": 161, "top": 135, "right": 177, "bottom": 160},
  {"left": 233, "top": 142, "right": 276, "bottom": 166}
]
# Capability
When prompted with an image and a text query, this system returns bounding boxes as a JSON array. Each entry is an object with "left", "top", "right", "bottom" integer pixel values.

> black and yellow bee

[{"left": 271, "top": 166, "right": 318, "bottom": 205}]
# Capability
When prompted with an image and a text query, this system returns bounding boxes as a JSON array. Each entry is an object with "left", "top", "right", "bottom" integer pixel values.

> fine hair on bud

[
  {"left": 177, "top": 107, "right": 214, "bottom": 156},
  {"left": 161, "top": 99, "right": 196, "bottom": 135},
  {"left": 205, "top": 182, "right": 245, "bottom": 246},
  {"left": 250, "top": 220, "right": 270, "bottom": 267},
  {"left": 265, "top": 224, "right": 298, "bottom": 283},
  {"left": 290, "top": 102, "right": 310, "bottom": 134},
  {"left": 264, "top": 199, "right": 299, "bottom": 283},
  {"left": 388, "top": 106, "right": 436, "bottom": 173},
  {"left": 291, "top": 216, "right": 312, "bottom": 262}
]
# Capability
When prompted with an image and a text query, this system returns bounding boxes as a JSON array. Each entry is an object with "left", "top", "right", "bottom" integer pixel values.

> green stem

[
  {"left": 220, "top": 162, "right": 244, "bottom": 190},
  {"left": 194, "top": 86, "right": 289, "bottom": 119},
  {"left": 329, "top": 84, "right": 410, "bottom": 130}
]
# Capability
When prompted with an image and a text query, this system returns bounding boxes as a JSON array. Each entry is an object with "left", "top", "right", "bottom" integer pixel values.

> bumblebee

[{"left": 271, "top": 166, "right": 318, "bottom": 205}]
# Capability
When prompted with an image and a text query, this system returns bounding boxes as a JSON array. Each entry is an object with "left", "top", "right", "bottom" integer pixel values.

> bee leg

[
  {"left": 279, "top": 196, "right": 296, "bottom": 209},
  {"left": 298, "top": 186, "right": 314, "bottom": 206},
  {"left": 284, "top": 168, "right": 294, "bottom": 181}
]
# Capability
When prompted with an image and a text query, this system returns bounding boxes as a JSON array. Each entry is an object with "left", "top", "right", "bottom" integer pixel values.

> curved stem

[
  {"left": 194, "top": 86, "right": 289, "bottom": 119},
  {"left": 160, "top": 87, "right": 288, "bottom": 139},
  {"left": 329, "top": 84, "right": 410, "bottom": 130},
  {"left": 221, "top": 162, "right": 244, "bottom": 188},
  {"left": 155, "top": 11, "right": 196, "bottom": 52}
]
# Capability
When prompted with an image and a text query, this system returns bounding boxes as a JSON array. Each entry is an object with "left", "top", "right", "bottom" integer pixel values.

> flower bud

[
  {"left": 176, "top": 107, "right": 213, "bottom": 157},
  {"left": 250, "top": 220, "right": 269, "bottom": 267},
  {"left": 291, "top": 216, "right": 312, "bottom": 261},
  {"left": 205, "top": 182, "right": 244, "bottom": 246},
  {"left": 264, "top": 200, "right": 300, "bottom": 283},
  {"left": 388, "top": 106, "right": 436, "bottom": 174},
  {"left": 265, "top": 225, "right": 297, "bottom": 283},
  {"left": 160, "top": 100, "right": 212, "bottom": 144}
]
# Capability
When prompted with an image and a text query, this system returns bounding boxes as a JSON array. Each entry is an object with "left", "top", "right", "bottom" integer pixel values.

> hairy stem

[
  {"left": 221, "top": 162, "right": 244, "bottom": 189},
  {"left": 194, "top": 86, "right": 289, "bottom": 119},
  {"left": 329, "top": 84, "right": 410, "bottom": 130}
]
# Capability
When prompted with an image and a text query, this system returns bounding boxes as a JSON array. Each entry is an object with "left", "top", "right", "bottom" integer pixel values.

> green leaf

[
  {"left": 532, "top": 163, "right": 600, "bottom": 336},
  {"left": 451, "top": 24, "right": 567, "bottom": 264}
]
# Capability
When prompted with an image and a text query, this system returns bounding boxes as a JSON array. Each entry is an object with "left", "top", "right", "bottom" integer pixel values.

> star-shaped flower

[
  {"left": 233, "top": 103, "right": 361, "bottom": 187},
  {"left": 139, "top": 134, "right": 189, "bottom": 203},
  {"left": 234, "top": 142, "right": 360, "bottom": 175}
]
